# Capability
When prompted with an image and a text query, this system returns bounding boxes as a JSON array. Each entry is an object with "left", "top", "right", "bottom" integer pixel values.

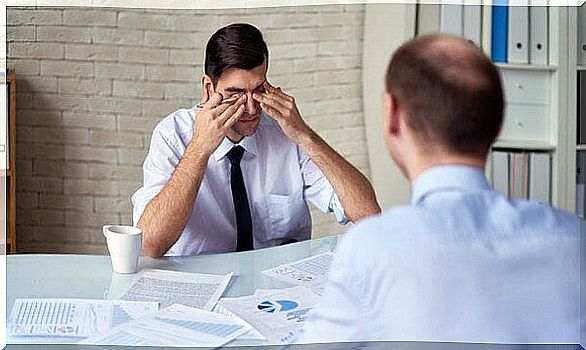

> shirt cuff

[{"left": 329, "top": 192, "right": 349, "bottom": 225}]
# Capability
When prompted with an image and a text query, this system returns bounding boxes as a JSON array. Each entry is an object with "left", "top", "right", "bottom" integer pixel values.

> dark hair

[
  {"left": 205, "top": 23, "right": 269, "bottom": 85},
  {"left": 386, "top": 34, "right": 504, "bottom": 157}
]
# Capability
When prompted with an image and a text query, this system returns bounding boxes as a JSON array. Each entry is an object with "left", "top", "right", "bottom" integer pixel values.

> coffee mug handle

[{"left": 103, "top": 225, "right": 113, "bottom": 239}]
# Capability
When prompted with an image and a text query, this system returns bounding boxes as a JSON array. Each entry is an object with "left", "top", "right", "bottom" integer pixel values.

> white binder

[
  {"left": 491, "top": 151, "right": 509, "bottom": 197},
  {"left": 529, "top": 5, "right": 548, "bottom": 65},
  {"left": 510, "top": 152, "right": 529, "bottom": 199},
  {"left": 463, "top": 5, "right": 482, "bottom": 47},
  {"left": 579, "top": 3, "right": 586, "bottom": 65},
  {"left": 507, "top": 6, "right": 529, "bottom": 64},
  {"left": 528, "top": 152, "right": 551, "bottom": 203},
  {"left": 418, "top": 3, "right": 441, "bottom": 35},
  {"left": 481, "top": 1, "right": 492, "bottom": 57},
  {"left": 440, "top": 3, "right": 464, "bottom": 36}
]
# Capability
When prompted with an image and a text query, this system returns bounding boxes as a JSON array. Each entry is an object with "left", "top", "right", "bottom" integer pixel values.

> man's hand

[
  {"left": 253, "top": 81, "right": 311, "bottom": 144},
  {"left": 189, "top": 92, "right": 246, "bottom": 156}
]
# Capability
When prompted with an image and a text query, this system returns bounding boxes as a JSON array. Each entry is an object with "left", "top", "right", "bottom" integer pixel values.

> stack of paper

[
  {"left": 262, "top": 251, "right": 334, "bottom": 295},
  {"left": 218, "top": 286, "right": 320, "bottom": 344},
  {"left": 82, "top": 304, "right": 250, "bottom": 347}
]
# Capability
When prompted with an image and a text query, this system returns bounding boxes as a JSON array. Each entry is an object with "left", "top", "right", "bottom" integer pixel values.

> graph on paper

[{"left": 8, "top": 299, "right": 158, "bottom": 338}]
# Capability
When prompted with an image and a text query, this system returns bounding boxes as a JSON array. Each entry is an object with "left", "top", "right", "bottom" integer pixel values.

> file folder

[
  {"left": 510, "top": 152, "right": 529, "bottom": 199},
  {"left": 579, "top": 70, "right": 586, "bottom": 144},
  {"left": 441, "top": 3, "right": 464, "bottom": 36},
  {"left": 492, "top": 151, "right": 509, "bottom": 197},
  {"left": 481, "top": 2, "right": 493, "bottom": 57},
  {"left": 491, "top": 3, "right": 508, "bottom": 62},
  {"left": 529, "top": 152, "right": 550, "bottom": 203},
  {"left": 508, "top": 6, "right": 529, "bottom": 64},
  {"left": 464, "top": 5, "right": 482, "bottom": 47},
  {"left": 529, "top": 5, "right": 548, "bottom": 65},
  {"left": 579, "top": 3, "right": 586, "bottom": 65},
  {"left": 418, "top": 4, "right": 441, "bottom": 35}
]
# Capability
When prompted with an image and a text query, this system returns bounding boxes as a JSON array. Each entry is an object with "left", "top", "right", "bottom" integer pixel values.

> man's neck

[{"left": 407, "top": 153, "right": 486, "bottom": 183}]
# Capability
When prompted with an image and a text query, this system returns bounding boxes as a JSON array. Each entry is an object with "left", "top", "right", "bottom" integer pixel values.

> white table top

[{"left": 6, "top": 235, "right": 338, "bottom": 348}]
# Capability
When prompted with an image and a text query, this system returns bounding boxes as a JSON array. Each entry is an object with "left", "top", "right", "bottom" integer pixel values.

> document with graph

[
  {"left": 82, "top": 304, "right": 251, "bottom": 347},
  {"left": 117, "top": 269, "right": 232, "bottom": 311},
  {"left": 7, "top": 298, "right": 158, "bottom": 338},
  {"left": 262, "top": 251, "right": 334, "bottom": 295},
  {"left": 218, "top": 286, "right": 320, "bottom": 344}
]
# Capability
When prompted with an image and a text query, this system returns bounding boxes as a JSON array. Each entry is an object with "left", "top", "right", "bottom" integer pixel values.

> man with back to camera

[
  {"left": 299, "top": 34, "right": 580, "bottom": 343},
  {"left": 131, "top": 23, "right": 381, "bottom": 257}
]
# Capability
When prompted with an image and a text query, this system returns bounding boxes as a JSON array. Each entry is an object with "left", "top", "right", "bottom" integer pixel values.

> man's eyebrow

[{"left": 224, "top": 80, "right": 266, "bottom": 93}]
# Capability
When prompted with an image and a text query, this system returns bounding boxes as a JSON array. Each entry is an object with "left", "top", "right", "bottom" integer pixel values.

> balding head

[{"left": 386, "top": 34, "right": 503, "bottom": 157}]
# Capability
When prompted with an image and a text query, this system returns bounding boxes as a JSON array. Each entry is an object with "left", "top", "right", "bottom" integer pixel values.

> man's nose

[{"left": 245, "top": 93, "right": 259, "bottom": 114}]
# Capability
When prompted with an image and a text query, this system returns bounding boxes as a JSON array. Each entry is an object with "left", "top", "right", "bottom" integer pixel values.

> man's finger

[
  {"left": 259, "top": 102, "right": 284, "bottom": 120},
  {"left": 264, "top": 81, "right": 293, "bottom": 101},
  {"left": 224, "top": 104, "right": 246, "bottom": 128},
  {"left": 218, "top": 95, "right": 247, "bottom": 123},
  {"left": 204, "top": 92, "right": 224, "bottom": 109},
  {"left": 254, "top": 91, "right": 288, "bottom": 111}
]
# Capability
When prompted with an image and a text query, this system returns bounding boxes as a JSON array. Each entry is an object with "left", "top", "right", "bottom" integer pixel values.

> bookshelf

[{"left": 363, "top": 4, "right": 577, "bottom": 214}]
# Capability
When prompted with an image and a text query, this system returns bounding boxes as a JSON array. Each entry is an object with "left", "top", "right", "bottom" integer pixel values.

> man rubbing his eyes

[{"left": 132, "top": 23, "right": 381, "bottom": 257}]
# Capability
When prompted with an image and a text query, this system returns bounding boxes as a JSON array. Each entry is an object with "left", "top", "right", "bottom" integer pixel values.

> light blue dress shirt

[
  {"left": 301, "top": 165, "right": 580, "bottom": 344},
  {"left": 132, "top": 108, "right": 347, "bottom": 256}
]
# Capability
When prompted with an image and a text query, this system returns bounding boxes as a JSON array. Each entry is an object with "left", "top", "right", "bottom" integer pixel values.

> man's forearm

[
  {"left": 298, "top": 129, "right": 381, "bottom": 222},
  {"left": 137, "top": 149, "right": 209, "bottom": 258}
]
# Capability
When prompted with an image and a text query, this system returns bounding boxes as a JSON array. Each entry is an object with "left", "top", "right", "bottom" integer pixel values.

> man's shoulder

[
  {"left": 510, "top": 199, "right": 580, "bottom": 236},
  {"left": 153, "top": 108, "right": 194, "bottom": 138}
]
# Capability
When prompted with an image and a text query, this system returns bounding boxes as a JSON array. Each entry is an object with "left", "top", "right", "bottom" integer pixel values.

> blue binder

[{"left": 491, "top": 1, "right": 508, "bottom": 63}]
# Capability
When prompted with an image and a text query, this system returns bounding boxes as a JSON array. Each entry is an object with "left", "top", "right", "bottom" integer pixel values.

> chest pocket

[{"left": 266, "top": 190, "right": 310, "bottom": 240}]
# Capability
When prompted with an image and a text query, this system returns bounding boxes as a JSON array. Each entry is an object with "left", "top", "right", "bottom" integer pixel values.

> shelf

[
  {"left": 493, "top": 140, "right": 556, "bottom": 151},
  {"left": 495, "top": 63, "right": 558, "bottom": 72},
  {"left": 578, "top": 65, "right": 586, "bottom": 71},
  {"left": 577, "top": 145, "right": 586, "bottom": 151}
]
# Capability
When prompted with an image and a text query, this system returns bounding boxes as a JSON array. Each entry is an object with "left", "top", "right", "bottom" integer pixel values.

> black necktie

[{"left": 227, "top": 146, "right": 253, "bottom": 251}]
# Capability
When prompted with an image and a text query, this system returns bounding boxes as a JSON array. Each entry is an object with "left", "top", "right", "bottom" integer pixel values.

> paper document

[
  {"left": 218, "top": 286, "right": 319, "bottom": 344},
  {"left": 82, "top": 304, "right": 250, "bottom": 347},
  {"left": 212, "top": 304, "right": 266, "bottom": 341},
  {"left": 118, "top": 269, "right": 232, "bottom": 311},
  {"left": 8, "top": 299, "right": 158, "bottom": 338},
  {"left": 262, "top": 251, "right": 334, "bottom": 295}
]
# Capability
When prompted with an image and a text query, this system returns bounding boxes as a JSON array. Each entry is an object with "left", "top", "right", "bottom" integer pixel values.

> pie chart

[{"left": 257, "top": 299, "right": 299, "bottom": 313}]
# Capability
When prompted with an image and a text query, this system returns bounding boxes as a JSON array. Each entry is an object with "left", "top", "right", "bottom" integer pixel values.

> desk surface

[{"left": 6, "top": 235, "right": 338, "bottom": 348}]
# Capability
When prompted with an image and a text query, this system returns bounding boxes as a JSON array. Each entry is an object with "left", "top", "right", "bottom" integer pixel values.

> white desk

[
  {"left": 6, "top": 235, "right": 338, "bottom": 348},
  {"left": 6, "top": 235, "right": 583, "bottom": 350}
]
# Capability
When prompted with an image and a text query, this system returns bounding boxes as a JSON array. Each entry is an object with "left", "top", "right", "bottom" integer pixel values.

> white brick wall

[{"left": 7, "top": 5, "right": 369, "bottom": 254}]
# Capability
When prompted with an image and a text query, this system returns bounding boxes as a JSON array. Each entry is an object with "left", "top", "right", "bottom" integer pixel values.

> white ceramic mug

[{"left": 103, "top": 225, "right": 142, "bottom": 274}]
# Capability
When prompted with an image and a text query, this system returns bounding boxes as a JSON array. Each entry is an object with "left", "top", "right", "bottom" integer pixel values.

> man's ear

[
  {"left": 201, "top": 75, "right": 214, "bottom": 103},
  {"left": 384, "top": 92, "right": 401, "bottom": 137}
]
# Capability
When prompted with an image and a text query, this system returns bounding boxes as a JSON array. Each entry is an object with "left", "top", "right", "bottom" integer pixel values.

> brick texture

[{"left": 7, "top": 5, "right": 370, "bottom": 254}]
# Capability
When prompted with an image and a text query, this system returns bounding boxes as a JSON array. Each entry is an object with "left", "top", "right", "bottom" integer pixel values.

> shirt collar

[
  {"left": 213, "top": 133, "right": 258, "bottom": 162},
  {"left": 410, "top": 165, "right": 491, "bottom": 206}
]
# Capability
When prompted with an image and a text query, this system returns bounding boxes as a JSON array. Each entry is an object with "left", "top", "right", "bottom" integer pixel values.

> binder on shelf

[
  {"left": 481, "top": 2, "right": 492, "bottom": 57},
  {"left": 418, "top": 3, "right": 441, "bottom": 35},
  {"left": 440, "top": 3, "right": 464, "bottom": 36},
  {"left": 509, "top": 152, "right": 529, "bottom": 199},
  {"left": 529, "top": 5, "right": 548, "bottom": 65},
  {"left": 576, "top": 151, "right": 586, "bottom": 218},
  {"left": 577, "top": 70, "right": 586, "bottom": 145},
  {"left": 507, "top": 6, "right": 529, "bottom": 64},
  {"left": 491, "top": 2, "right": 508, "bottom": 62},
  {"left": 463, "top": 5, "right": 482, "bottom": 47},
  {"left": 491, "top": 151, "right": 509, "bottom": 197},
  {"left": 528, "top": 152, "right": 550, "bottom": 203},
  {"left": 578, "top": 3, "right": 586, "bottom": 65}
]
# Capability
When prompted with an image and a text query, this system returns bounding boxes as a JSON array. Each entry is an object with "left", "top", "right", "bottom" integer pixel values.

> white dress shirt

[
  {"left": 301, "top": 165, "right": 580, "bottom": 344},
  {"left": 132, "top": 108, "right": 346, "bottom": 256}
]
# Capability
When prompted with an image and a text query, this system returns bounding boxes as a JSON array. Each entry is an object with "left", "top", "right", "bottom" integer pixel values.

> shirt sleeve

[
  {"left": 299, "top": 149, "right": 349, "bottom": 224},
  {"left": 131, "top": 125, "right": 183, "bottom": 226},
  {"left": 297, "top": 231, "right": 364, "bottom": 343}
]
